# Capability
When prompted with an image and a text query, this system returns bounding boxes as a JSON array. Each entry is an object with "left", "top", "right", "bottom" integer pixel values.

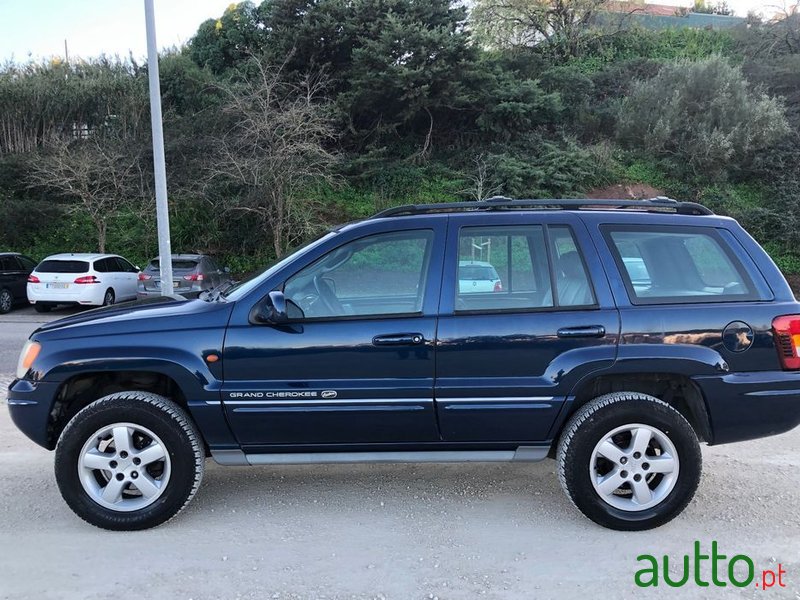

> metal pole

[{"left": 144, "top": 0, "right": 173, "bottom": 295}]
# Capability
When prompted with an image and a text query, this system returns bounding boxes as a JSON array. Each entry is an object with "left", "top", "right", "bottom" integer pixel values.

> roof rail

[{"left": 370, "top": 197, "right": 714, "bottom": 219}]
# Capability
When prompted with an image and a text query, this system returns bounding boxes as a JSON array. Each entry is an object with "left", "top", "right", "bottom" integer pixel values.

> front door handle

[
  {"left": 557, "top": 325, "right": 606, "bottom": 338},
  {"left": 373, "top": 333, "right": 425, "bottom": 346}
]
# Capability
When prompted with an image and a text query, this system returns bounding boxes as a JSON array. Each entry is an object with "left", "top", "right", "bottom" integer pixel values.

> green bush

[{"left": 617, "top": 56, "right": 789, "bottom": 180}]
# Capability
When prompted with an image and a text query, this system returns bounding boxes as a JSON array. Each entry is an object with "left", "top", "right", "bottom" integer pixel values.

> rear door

[
  {"left": 113, "top": 257, "right": 139, "bottom": 300},
  {"left": 0, "top": 256, "right": 25, "bottom": 301},
  {"left": 435, "top": 213, "right": 620, "bottom": 442}
]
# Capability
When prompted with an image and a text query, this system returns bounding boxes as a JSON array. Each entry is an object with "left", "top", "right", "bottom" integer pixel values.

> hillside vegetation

[{"left": 1, "top": 1, "right": 799, "bottom": 274}]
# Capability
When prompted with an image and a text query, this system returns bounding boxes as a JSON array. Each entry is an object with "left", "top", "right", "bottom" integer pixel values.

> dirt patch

[{"left": 586, "top": 183, "right": 665, "bottom": 200}]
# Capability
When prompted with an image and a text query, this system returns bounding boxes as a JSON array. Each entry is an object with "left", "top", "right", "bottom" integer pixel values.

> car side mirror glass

[{"left": 264, "top": 290, "right": 289, "bottom": 324}]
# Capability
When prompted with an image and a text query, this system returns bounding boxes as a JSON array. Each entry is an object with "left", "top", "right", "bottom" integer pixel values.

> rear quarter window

[{"left": 603, "top": 225, "right": 759, "bottom": 305}]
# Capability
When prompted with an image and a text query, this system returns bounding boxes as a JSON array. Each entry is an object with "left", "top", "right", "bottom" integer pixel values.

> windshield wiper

[{"left": 203, "top": 281, "right": 235, "bottom": 302}]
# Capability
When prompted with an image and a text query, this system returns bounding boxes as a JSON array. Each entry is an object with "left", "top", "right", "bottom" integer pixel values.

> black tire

[
  {"left": 55, "top": 392, "right": 205, "bottom": 530},
  {"left": 557, "top": 392, "right": 701, "bottom": 531},
  {"left": 0, "top": 288, "right": 13, "bottom": 314},
  {"left": 102, "top": 288, "right": 115, "bottom": 306},
  {"left": 33, "top": 302, "right": 52, "bottom": 313}
]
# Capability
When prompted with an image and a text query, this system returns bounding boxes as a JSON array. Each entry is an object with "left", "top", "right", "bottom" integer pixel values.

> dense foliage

[{"left": 0, "top": 1, "right": 799, "bottom": 275}]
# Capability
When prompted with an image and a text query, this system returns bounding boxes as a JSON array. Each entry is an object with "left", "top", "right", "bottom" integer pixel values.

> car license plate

[{"left": 46, "top": 283, "right": 69, "bottom": 289}]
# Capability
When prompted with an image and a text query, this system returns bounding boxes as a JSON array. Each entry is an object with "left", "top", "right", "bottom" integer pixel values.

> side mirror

[{"left": 264, "top": 290, "right": 289, "bottom": 324}]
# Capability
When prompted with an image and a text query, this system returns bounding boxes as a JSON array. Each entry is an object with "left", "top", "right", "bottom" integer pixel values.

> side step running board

[{"left": 212, "top": 447, "right": 549, "bottom": 466}]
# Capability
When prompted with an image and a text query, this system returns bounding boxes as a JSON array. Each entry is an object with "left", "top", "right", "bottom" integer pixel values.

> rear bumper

[
  {"left": 694, "top": 371, "right": 800, "bottom": 444},
  {"left": 7, "top": 378, "right": 61, "bottom": 449},
  {"left": 27, "top": 283, "right": 104, "bottom": 306}
]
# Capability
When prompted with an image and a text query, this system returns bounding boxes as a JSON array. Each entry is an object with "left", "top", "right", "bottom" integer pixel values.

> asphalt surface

[{"left": 1, "top": 305, "right": 798, "bottom": 599}]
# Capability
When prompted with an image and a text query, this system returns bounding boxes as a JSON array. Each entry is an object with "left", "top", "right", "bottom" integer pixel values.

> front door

[
  {"left": 435, "top": 214, "right": 619, "bottom": 443},
  {"left": 222, "top": 223, "right": 446, "bottom": 449}
]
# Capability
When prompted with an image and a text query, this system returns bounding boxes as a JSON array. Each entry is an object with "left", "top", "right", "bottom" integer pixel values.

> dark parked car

[
  {"left": 0, "top": 252, "right": 36, "bottom": 313},
  {"left": 137, "top": 254, "right": 230, "bottom": 298},
  {"left": 8, "top": 198, "right": 800, "bottom": 531}
]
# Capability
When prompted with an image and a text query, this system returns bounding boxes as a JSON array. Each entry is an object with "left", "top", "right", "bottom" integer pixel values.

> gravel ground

[{"left": 1, "top": 306, "right": 798, "bottom": 600}]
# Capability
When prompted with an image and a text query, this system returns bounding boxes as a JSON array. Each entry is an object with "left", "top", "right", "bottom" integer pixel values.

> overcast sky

[{"left": 0, "top": 0, "right": 790, "bottom": 63}]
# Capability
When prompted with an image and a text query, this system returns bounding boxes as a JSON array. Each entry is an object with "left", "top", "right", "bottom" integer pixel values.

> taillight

[
  {"left": 27, "top": 274, "right": 40, "bottom": 284},
  {"left": 493, "top": 281, "right": 503, "bottom": 292},
  {"left": 74, "top": 275, "right": 100, "bottom": 284},
  {"left": 183, "top": 273, "right": 204, "bottom": 281},
  {"left": 772, "top": 315, "right": 800, "bottom": 369},
  {"left": 138, "top": 273, "right": 152, "bottom": 281}
]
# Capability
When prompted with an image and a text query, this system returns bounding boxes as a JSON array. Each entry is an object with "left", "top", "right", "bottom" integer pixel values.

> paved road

[{"left": 1, "top": 307, "right": 798, "bottom": 599}]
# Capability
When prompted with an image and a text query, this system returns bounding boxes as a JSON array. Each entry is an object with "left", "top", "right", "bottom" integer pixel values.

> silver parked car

[{"left": 137, "top": 254, "right": 230, "bottom": 298}]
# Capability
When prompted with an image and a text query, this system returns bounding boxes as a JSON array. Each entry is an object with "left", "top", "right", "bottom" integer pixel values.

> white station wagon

[
  {"left": 458, "top": 260, "right": 503, "bottom": 293},
  {"left": 27, "top": 253, "right": 140, "bottom": 312}
]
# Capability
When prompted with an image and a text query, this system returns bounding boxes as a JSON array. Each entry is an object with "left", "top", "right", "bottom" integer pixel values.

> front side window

[
  {"left": 604, "top": 226, "right": 757, "bottom": 304},
  {"left": 283, "top": 230, "right": 434, "bottom": 319}
]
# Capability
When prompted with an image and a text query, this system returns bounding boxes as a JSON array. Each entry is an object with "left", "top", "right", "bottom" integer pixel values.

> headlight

[{"left": 16, "top": 340, "right": 41, "bottom": 379}]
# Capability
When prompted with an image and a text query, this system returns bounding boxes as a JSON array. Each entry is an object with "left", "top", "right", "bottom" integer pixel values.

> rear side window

[
  {"left": 454, "top": 224, "right": 596, "bottom": 312},
  {"left": 37, "top": 260, "right": 89, "bottom": 273},
  {"left": 604, "top": 226, "right": 757, "bottom": 304},
  {"left": 18, "top": 256, "right": 36, "bottom": 270}
]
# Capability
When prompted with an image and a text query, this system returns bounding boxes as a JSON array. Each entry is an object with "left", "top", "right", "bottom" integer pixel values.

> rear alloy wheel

[
  {"left": 0, "top": 288, "right": 12, "bottom": 314},
  {"left": 102, "top": 289, "right": 115, "bottom": 306},
  {"left": 557, "top": 392, "right": 701, "bottom": 530},
  {"left": 55, "top": 392, "right": 204, "bottom": 530}
]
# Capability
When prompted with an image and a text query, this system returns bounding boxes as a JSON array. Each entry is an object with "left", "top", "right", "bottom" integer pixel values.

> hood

[{"left": 34, "top": 295, "right": 233, "bottom": 337}]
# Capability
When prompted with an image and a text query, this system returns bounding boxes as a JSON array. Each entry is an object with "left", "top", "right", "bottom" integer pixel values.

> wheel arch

[
  {"left": 559, "top": 371, "right": 713, "bottom": 445},
  {"left": 47, "top": 370, "right": 189, "bottom": 450}
]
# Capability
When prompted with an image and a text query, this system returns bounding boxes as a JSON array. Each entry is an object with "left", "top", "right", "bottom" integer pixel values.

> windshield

[{"left": 223, "top": 231, "right": 338, "bottom": 301}]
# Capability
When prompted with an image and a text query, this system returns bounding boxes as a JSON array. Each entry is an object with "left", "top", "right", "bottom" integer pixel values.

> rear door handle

[
  {"left": 373, "top": 333, "right": 425, "bottom": 346},
  {"left": 557, "top": 325, "right": 606, "bottom": 338}
]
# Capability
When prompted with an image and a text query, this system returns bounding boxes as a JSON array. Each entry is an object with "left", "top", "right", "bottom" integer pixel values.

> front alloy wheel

[
  {"left": 78, "top": 422, "right": 171, "bottom": 512},
  {"left": 56, "top": 392, "right": 204, "bottom": 530}
]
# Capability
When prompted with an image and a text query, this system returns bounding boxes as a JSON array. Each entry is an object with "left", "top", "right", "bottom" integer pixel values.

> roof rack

[{"left": 370, "top": 197, "right": 714, "bottom": 219}]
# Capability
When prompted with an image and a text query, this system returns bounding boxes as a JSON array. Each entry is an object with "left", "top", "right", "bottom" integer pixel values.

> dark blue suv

[{"left": 8, "top": 198, "right": 800, "bottom": 530}]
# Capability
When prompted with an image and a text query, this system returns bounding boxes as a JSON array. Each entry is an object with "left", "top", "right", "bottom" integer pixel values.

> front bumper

[
  {"left": 7, "top": 378, "right": 61, "bottom": 449},
  {"left": 695, "top": 371, "right": 800, "bottom": 444}
]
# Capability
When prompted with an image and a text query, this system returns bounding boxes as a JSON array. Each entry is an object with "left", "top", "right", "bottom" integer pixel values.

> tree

[
  {"left": 617, "top": 56, "right": 789, "bottom": 179},
  {"left": 471, "top": 0, "right": 612, "bottom": 58},
  {"left": 207, "top": 58, "right": 339, "bottom": 257},
  {"left": 27, "top": 134, "right": 148, "bottom": 252},
  {"left": 189, "top": 2, "right": 265, "bottom": 74}
]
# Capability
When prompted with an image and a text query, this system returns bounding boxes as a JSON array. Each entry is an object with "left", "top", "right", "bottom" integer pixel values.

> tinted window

[
  {"left": 18, "top": 256, "right": 36, "bottom": 270},
  {"left": 605, "top": 226, "right": 756, "bottom": 304},
  {"left": 459, "top": 265, "right": 498, "bottom": 281},
  {"left": 284, "top": 230, "right": 434, "bottom": 319},
  {"left": 114, "top": 257, "right": 137, "bottom": 272},
  {"left": 37, "top": 260, "right": 89, "bottom": 273},
  {"left": 456, "top": 226, "right": 553, "bottom": 311},
  {"left": 149, "top": 260, "right": 199, "bottom": 271},
  {"left": 94, "top": 259, "right": 110, "bottom": 273},
  {"left": 0, "top": 256, "right": 17, "bottom": 271}
]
